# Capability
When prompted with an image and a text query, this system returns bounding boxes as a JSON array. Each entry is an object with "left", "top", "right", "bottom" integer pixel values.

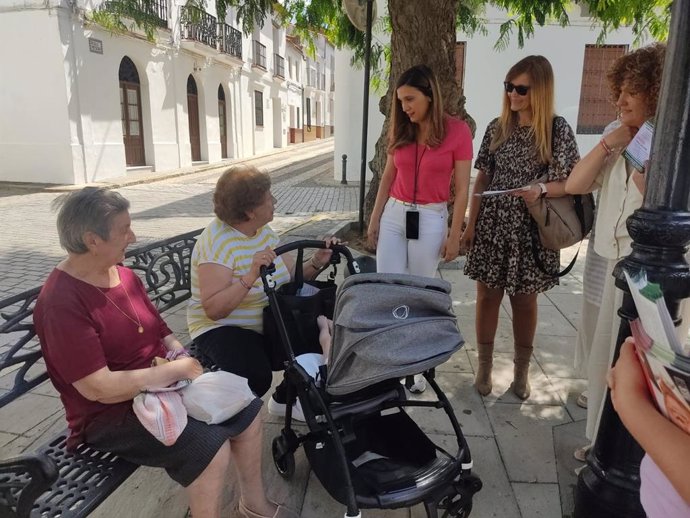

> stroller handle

[{"left": 259, "top": 239, "right": 360, "bottom": 281}]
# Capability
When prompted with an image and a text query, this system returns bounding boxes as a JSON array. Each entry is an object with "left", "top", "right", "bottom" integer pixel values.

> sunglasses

[{"left": 504, "top": 82, "right": 530, "bottom": 96}]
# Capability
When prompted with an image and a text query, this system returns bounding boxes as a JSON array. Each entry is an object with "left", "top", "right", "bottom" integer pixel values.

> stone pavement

[
  {"left": 0, "top": 138, "right": 358, "bottom": 299},
  {"left": 0, "top": 139, "right": 592, "bottom": 517}
]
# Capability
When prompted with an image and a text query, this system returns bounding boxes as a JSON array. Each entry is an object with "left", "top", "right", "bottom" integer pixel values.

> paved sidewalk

[{"left": 0, "top": 138, "right": 591, "bottom": 517}]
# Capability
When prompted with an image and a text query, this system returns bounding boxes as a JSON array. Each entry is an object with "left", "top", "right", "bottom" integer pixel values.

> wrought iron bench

[{"left": 0, "top": 228, "right": 203, "bottom": 518}]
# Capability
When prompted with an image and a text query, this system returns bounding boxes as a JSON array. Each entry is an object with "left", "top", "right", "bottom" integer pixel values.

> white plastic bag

[{"left": 180, "top": 371, "right": 255, "bottom": 424}]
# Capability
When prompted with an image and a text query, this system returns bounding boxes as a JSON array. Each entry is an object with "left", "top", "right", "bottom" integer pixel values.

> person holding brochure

[
  {"left": 608, "top": 338, "right": 690, "bottom": 517},
  {"left": 565, "top": 43, "right": 666, "bottom": 458},
  {"left": 367, "top": 64, "right": 473, "bottom": 393},
  {"left": 461, "top": 55, "right": 579, "bottom": 400}
]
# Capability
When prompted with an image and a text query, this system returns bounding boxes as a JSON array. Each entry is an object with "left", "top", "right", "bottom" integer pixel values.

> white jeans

[{"left": 376, "top": 198, "right": 448, "bottom": 278}]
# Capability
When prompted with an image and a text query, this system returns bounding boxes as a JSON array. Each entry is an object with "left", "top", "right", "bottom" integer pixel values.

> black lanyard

[{"left": 412, "top": 143, "right": 427, "bottom": 207}]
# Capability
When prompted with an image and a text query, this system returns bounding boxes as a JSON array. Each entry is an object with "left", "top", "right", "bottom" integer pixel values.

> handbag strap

[
  {"left": 529, "top": 222, "right": 582, "bottom": 278},
  {"left": 573, "top": 194, "right": 587, "bottom": 236},
  {"left": 529, "top": 115, "right": 583, "bottom": 278}
]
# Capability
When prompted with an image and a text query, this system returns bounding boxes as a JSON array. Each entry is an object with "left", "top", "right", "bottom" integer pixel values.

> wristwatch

[{"left": 537, "top": 182, "right": 548, "bottom": 198}]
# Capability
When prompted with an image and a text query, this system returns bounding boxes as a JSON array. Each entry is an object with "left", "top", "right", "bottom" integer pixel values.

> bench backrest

[{"left": 0, "top": 229, "right": 202, "bottom": 409}]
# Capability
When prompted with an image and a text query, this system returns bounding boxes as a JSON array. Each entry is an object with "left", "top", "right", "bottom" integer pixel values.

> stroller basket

[{"left": 307, "top": 409, "right": 449, "bottom": 502}]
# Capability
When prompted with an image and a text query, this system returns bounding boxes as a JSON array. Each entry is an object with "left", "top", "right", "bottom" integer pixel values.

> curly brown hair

[
  {"left": 607, "top": 43, "right": 666, "bottom": 116},
  {"left": 213, "top": 165, "right": 271, "bottom": 225}
]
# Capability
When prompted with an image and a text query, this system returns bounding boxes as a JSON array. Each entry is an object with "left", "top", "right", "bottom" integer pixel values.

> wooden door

[
  {"left": 218, "top": 99, "right": 227, "bottom": 159},
  {"left": 187, "top": 94, "right": 201, "bottom": 161},
  {"left": 120, "top": 82, "right": 145, "bottom": 166}
]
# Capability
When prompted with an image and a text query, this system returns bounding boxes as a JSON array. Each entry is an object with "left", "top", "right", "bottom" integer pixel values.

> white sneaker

[
  {"left": 267, "top": 396, "right": 306, "bottom": 422},
  {"left": 404, "top": 374, "right": 427, "bottom": 394}
]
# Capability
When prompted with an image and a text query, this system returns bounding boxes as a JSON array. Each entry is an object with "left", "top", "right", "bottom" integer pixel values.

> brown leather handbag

[
  {"left": 526, "top": 175, "right": 595, "bottom": 250},
  {"left": 526, "top": 175, "right": 595, "bottom": 277}
]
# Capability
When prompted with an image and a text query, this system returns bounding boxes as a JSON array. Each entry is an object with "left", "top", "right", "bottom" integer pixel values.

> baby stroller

[{"left": 260, "top": 240, "right": 482, "bottom": 518}]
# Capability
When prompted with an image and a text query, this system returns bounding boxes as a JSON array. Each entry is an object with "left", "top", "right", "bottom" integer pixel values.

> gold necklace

[{"left": 97, "top": 277, "right": 144, "bottom": 333}]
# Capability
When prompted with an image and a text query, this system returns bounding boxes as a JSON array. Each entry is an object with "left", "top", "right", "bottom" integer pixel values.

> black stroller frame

[{"left": 260, "top": 240, "right": 482, "bottom": 518}]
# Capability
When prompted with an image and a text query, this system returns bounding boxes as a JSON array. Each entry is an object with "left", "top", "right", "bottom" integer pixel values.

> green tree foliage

[{"left": 91, "top": 0, "right": 671, "bottom": 78}]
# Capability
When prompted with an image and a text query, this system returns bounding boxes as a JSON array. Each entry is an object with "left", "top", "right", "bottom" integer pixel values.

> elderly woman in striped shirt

[{"left": 187, "top": 165, "right": 336, "bottom": 422}]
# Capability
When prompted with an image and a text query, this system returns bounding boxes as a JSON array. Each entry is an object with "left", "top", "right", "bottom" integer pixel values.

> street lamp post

[
  {"left": 574, "top": 1, "right": 690, "bottom": 516},
  {"left": 357, "top": 0, "right": 374, "bottom": 235}
]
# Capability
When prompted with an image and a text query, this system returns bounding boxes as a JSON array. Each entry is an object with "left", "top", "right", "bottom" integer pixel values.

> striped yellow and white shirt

[{"left": 187, "top": 218, "right": 291, "bottom": 339}]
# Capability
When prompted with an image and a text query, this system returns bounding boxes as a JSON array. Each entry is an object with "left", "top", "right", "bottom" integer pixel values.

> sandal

[
  {"left": 573, "top": 445, "right": 591, "bottom": 463},
  {"left": 239, "top": 500, "right": 299, "bottom": 518}
]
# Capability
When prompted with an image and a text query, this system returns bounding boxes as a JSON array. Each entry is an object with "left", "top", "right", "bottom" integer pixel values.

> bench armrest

[{"left": 0, "top": 453, "right": 59, "bottom": 518}]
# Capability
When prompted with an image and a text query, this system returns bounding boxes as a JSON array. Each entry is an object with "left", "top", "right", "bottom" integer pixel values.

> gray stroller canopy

[{"left": 326, "top": 273, "right": 464, "bottom": 396}]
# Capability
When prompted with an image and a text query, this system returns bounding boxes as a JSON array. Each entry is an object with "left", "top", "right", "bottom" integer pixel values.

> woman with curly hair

[{"left": 566, "top": 42, "right": 666, "bottom": 460}]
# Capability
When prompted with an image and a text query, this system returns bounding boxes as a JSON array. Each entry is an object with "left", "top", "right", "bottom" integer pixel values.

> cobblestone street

[{"left": 0, "top": 139, "right": 358, "bottom": 298}]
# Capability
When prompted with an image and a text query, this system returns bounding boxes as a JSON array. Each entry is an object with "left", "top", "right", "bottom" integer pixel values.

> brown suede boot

[
  {"left": 511, "top": 343, "right": 533, "bottom": 400},
  {"left": 474, "top": 343, "right": 494, "bottom": 396}
]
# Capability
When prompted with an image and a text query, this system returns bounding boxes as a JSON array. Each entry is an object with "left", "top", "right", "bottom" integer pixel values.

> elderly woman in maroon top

[{"left": 34, "top": 188, "right": 296, "bottom": 518}]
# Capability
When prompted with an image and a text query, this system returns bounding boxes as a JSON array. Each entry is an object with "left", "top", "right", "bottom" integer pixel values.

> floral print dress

[{"left": 464, "top": 117, "right": 580, "bottom": 294}]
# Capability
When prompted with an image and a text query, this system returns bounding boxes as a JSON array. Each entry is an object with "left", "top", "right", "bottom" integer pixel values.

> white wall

[
  {"left": 334, "top": 3, "right": 638, "bottom": 181},
  {"left": 0, "top": 8, "right": 76, "bottom": 184},
  {"left": 333, "top": 0, "right": 387, "bottom": 183}
]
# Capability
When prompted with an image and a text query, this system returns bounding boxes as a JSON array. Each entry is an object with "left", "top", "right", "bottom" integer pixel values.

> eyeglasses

[{"left": 504, "top": 82, "right": 530, "bottom": 96}]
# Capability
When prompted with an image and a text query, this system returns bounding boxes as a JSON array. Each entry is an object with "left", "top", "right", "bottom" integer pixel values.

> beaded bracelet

[
  {"left": 599, "top": 138, "right": 613, "bottom": 156},
  {"left": 239, "top": 277, "right": 251, "bottom": 290}
]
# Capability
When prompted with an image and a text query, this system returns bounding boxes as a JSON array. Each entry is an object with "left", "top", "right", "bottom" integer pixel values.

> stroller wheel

[
  {"left": 438, "top": 494, "right": 473, "bottom": 518},
  {"left": 272, "top": 436, "right": 295, "bottom": 479}
]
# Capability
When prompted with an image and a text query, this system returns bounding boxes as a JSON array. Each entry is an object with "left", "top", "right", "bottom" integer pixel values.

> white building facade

[
  {"left": 335, "top": 4, "right": 641, "bottom": 182},
  {"left": 0, "top": 0, "right": 335, "bottom": 185}
]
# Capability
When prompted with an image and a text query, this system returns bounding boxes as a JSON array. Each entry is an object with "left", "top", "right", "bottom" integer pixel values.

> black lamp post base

[{"left": 575, "top": 464, "right": 645, "bottom": 518}]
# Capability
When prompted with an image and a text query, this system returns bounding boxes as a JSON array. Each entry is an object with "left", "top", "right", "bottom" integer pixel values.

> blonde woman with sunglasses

[{"left": 462, "top": 55, "right": 580, "bottom": 400}]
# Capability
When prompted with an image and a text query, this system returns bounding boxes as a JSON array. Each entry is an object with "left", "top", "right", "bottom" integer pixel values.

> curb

[{"left": 3, "top": 138, "right": 335, "bottom": 193}]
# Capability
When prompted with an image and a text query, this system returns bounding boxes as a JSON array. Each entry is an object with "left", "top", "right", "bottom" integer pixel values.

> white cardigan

[{"left": 592, "top": 149, "right": 644, "bottom": 261}]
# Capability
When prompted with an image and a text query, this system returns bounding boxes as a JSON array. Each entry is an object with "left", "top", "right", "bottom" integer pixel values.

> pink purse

[
  {"left": 133, "top": 348, "right": 192, "bottom": 446},
  {"left": 132, "top": 386, "right": 188, "bottom": 446}
]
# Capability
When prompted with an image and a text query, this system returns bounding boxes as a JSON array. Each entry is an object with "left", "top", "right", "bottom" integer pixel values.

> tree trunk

[{"left": 364, "top": 0, "right": 475, "bottom": 224}]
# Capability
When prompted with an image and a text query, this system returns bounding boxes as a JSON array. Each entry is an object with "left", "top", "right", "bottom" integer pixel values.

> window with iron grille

[
  {"left": 274, "top": 54, "right": 285, "bottom": 78},
  {"left": 255, "top": 91, "right": 264, "bottom": 127},
  {"left": 253, "top": 40, "right": 267, "bottom": 69},
  {"left": 455, "top": 42, "right": 466, "bottom": 94},
  {"left": 576, "top": 44, "right": 628, "bottom": 134}
]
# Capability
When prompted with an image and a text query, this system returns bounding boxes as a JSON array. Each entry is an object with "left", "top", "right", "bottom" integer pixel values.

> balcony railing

[
  {"left": 219, "top": 23, "right": 242, "bottom": 59},
  {"left": 102, "top": 0, "right": 168, "bottom": 28},
  {"left": 274, "top": 54, "right": 285, "bottom": 78},
  {"left": 180, "top": 5, "right": 217, "bottom": 48},
  {"left": 253, "top": 40, "right": 267, "bottom": 69}
]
